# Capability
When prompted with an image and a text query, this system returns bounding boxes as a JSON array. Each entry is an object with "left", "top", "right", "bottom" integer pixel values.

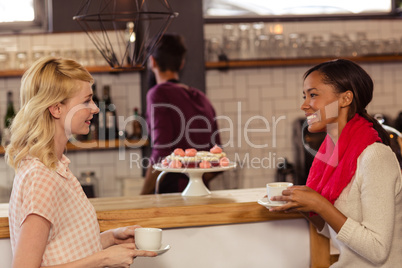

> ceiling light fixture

[{"left": 73, "top": 0, "right": 178, "bottom": 70}]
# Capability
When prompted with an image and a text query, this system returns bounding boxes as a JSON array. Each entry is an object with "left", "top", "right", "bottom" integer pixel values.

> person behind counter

[
  {"left": 140, "top": 33, "right": 221, "bottom": 194},
  {"left": 5, "top": 56, "right": 156, "bottom": 267},
  {"left": 270, "top": 59, "right": 402, "bottom": 267}
]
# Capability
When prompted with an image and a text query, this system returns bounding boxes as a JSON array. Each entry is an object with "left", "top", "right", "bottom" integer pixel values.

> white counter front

[{"left": 0, "top": 219, "right": 309, "bottom": 268}]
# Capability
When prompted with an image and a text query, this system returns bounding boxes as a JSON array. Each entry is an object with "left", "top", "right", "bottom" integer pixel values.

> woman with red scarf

[{"left": 270, "top": 59, "right": 402, "bottom": 267}]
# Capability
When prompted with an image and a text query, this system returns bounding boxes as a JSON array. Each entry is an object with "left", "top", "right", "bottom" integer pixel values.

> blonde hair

[{"left": 5, "top": 56, "right": 94, "bottom": 170}]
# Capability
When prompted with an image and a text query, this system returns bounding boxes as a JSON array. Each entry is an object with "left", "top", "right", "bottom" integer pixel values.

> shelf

[
  {"left": 2, "top": 55, "right": 402, "bottom": 77},
  {"left": 0, "top": 139, "right": 149, "bottom": 156},
  {"left": 205, "top": 54, "right": 402, "bottom": 70}
]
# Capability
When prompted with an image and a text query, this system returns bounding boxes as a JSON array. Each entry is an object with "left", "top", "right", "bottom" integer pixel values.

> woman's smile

[{"left": 306, "top": 112, "right": 320, "bottom": 126}]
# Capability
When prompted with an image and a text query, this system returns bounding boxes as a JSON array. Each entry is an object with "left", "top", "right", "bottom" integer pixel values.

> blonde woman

[{"left": 6, "top": 56, "right": 156, "bottom": 267}]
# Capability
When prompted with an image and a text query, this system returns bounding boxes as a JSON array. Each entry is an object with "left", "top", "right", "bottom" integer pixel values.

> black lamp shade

[{"left": 73, "top": 0, "right": 178, "bottom": 69}]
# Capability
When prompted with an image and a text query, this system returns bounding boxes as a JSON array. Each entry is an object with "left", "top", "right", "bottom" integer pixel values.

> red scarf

[{"left": 306, "top": 114, "right": 381, "bottom": 204}]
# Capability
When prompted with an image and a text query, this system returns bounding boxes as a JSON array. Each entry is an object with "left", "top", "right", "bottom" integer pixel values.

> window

[
  {"left": 0, "top": 0, "right": 48, "bottom": 33},
  {"left": 203, "top": 0, "right": 395, "bottom": 20}
]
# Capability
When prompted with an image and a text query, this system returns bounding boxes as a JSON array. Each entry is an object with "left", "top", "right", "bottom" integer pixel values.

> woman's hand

[
  {"left": 269, "top": 185, "right": 328, "bottom": 213},
  {"left": 101, "top": 225, "right": 143, "bottom": 249},
  {"left": 112, "top": 225, "right": 143, "bottom": 245},
  {"left": 100, "top": 243, "right": 157, "bottom": 268},
  {"left": 269, "top": 185, "right": 347, "bottom": 233}
]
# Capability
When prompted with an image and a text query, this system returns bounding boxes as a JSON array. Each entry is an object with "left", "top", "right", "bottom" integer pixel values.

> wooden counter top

[
  {"left": 0, "top": 188, "right": 332, "bottom": 267},
  {"left": 0, "top": 188, "right": 302, "bottom": 238},
  {"left": 92, "top": 188, "right": 303, "bottom": 232}
]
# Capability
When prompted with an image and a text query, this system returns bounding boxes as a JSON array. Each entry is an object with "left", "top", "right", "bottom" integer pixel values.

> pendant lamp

[{"left": 73, "top": 0, "right": 178, "bottom": 69}]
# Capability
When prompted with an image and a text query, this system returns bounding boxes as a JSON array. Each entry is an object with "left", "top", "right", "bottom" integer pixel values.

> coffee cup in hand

[
  {"left": 135, "top": 228, "right": 162, "bottom": 250},
  {"left": 266, "top": 182, "right": 293, "bottom": 204}
]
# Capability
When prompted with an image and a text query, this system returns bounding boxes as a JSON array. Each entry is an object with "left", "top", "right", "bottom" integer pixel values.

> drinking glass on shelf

[
  {"left": 311, "top": 35, "right": 324, "bottom": 58},
  {"left": 357, "top": 39, "right": 370, "bottom": 56},
  {"left": 372, "top": 39, "right": 385, "bottom": 55},
  {"left": 32, "top": 51, "right": 45, "bottom": 62},
  {"left": 287, "top": 33, "right": 301, "bottom": 58},
  {"left": 327, "top": 34, "right": 341, "bottom": 57},
  {"left": 86, "top": 49, "right": 98, "bottom": 66},
  {"left": 222, "top": 24, "right": 238, "bottom": 60},
  {"left": 311, "top": 35, "right": 323, "bottom": 45},
  {"left": 222, "top": 24, "right": 236, "bottom": 39},
  {"left": 252, "top": 22, "right": 265, "bottom": 59},
  {"left": 252, "top": 22, "right": 265, "bottom": 37},
  {"left": 300, "top": 42, "right": 313, "bottom": 58},
  {"left": 238, "top": 23, "right": 251, "bottom": 59},
  {"left": 383, "top": 38, "right": 399, "bottom": 55},
  {"left": 352, "top": 32, "right": 370, "bottom": 56},
  {"left": 295, "top": 33, "right": 308, "bottom": 58},
  {"left": 326, "top": 39, "right": 344, "bottom": 58},
  {"left": 255, "top": 34, "right": 270, "bottom": 59},
  {"left": 355, "top": 32, "right": 367, "bottom": 42},
  {"left": 48, "top": 50, "right": 61, "bottom": 58},
  {"left": 272, "top": 34, "right": 286, "bottom": 59},
  {"left": 318, "top": 41, "right": 329, "bottom": 58},
  {"left": 15, "top": 52, "right": 29, "bottom": 70},
  {"left": 343, "top": 40, "right": 356, "bottom": 57},
  {"left": 63, "top": 49, "right": 78, "bottom": 60},
  {"left": 298, "top": 33, "right": 308, "bottom": 44},
  {"left": 206, "top": 37, "right": 223, "bottom": 62},
  {"left": 78, "top": 50, "right": 89, "bottom": 66},
  {"left": 0, "top": 52, "right": 10, "bottom": 70}
]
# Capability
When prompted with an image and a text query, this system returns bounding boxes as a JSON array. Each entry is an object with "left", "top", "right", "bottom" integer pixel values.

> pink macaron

[
  {"left": 169, "top": 159, "right": 183, "bottom": 168},
  {"left": 173, "top": 148, "right": 185, "bottom": 157},
  {"left": 210, "top": 145, "right": 223, "bottom": 154},
  {"left": 185, "top": 148, "right": 197, "bottom": 157},
  {"left": 199, "top": 160, "right": 212, "bottom": 168},
  {"left": 162, "top": 158, "right": 169, "bottom": 167},
  {"left": 219, "top": 157, "right": 230, "bottom": 167}
]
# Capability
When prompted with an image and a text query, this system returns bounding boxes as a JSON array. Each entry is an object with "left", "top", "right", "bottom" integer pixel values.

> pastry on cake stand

[{"left": 153, "top": 163, "right": 237, "bottom": 196}]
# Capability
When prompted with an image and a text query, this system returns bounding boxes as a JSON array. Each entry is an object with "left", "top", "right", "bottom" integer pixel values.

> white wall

[{"left": 1, "top": 20, "right": 402, "bottom": 200}]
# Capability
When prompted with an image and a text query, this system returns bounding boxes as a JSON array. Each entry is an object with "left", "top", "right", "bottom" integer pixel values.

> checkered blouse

[{"left": 9, "top": 155, "right": 102, "bottom": 266}]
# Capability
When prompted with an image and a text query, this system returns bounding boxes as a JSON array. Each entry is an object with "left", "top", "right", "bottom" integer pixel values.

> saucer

[
  {"left": 257, "top": 198, "right": 285, "bottom": 209},
  {"left": 139, "top": 244, "right": 171, "bottom": 256}
]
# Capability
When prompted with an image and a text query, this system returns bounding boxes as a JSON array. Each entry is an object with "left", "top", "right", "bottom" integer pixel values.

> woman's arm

[
  {"left": 299, "top": 212, "right": 325, "bottom": 232},
  {"left": 13, "top": 215, "right": 156, "bottom": 268},
  {"left": 12, "top": 214, "right": 50, "bottom": 268},
  {"left": 333, "top": 145, "right": 401, "bottom": 264},
  {"left": 141, "top": 166, "right": 161, "bottom": 195}
]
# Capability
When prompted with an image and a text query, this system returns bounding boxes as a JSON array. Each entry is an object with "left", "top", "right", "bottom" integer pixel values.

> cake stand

[{"left": 153, "top": 163, "right": 237, "bottom": 196}]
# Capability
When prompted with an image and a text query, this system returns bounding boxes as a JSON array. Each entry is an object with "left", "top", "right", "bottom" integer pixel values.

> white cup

[
  {"left": 266, "top": 182, "right": 293, "bottom": 204},
  {"left": 135, "top": 228, "right": 162, "bottom": 250}
]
